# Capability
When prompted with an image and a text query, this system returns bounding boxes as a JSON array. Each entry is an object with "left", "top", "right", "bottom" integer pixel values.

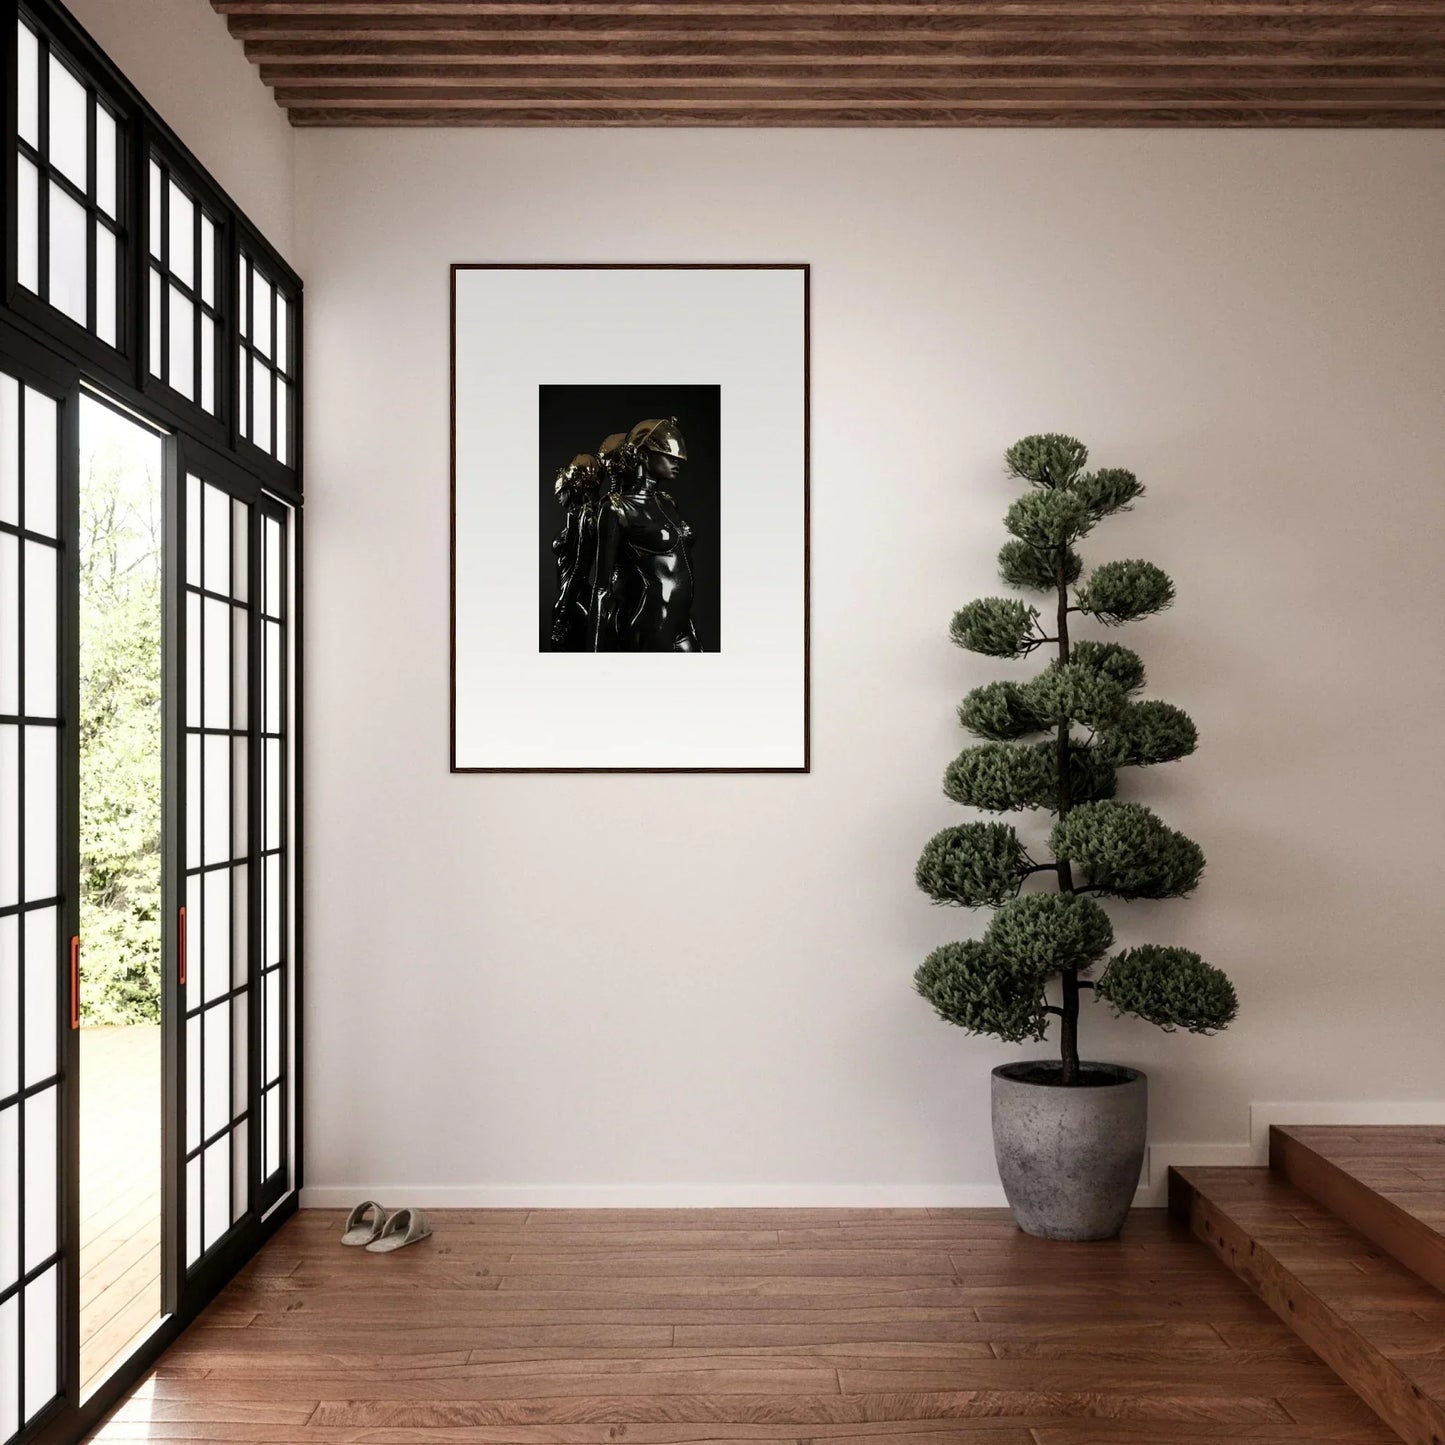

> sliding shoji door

[{"left": 0, "top": 363, "right": 72, "bottom": 1442}]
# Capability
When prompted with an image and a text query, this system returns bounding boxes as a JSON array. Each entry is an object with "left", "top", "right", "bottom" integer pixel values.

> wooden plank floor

[
  {"left": 80, "top": 1024, "right": 162, "bottom": 1396},
  {"left": 85, "top": 1206, "right": 1399, "bottom": 1443}
]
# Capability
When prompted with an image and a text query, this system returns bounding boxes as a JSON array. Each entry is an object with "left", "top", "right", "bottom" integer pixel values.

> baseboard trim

[{"left": 300, "top": 1100, "right": 1445, "bottom": 1211}]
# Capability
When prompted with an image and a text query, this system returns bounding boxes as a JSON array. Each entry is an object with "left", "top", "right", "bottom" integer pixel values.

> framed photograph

[{"left": 451, "top": 263, "right": 809, "bottom": 772}]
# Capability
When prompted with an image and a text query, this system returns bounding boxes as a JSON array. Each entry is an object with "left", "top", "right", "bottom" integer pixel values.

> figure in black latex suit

[
  {"left": 548, "top": 453, "right": 600, "bottom": 649},
  {"left": 587, "top": 417, "right": 702, "bottom": 653}
]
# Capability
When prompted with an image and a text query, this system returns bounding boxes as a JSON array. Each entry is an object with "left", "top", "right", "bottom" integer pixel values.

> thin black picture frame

[{"left": 449, "top": 261, "right": 811, "bottom": 776}]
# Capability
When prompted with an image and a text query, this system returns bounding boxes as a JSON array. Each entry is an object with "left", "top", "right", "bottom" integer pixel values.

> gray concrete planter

[{"left": 991, "top": 1061, "right": 1147, "bottom": 1241}]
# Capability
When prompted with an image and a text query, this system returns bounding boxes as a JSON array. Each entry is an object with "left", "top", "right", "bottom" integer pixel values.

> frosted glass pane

[
  {"left": 169, "top": 287, "right": 195, "bottom": 401},
  {"left": 204, "top": 1137, "right": 229, "bottom": 1250},
  {"left": 0, "top": 727, "right": 16, "bottom": 909},
  {"left": 22, "top": 1263, "right": 57, "bottom": 1423},
  {"left": 203, "top": 733, "right": 229, "bottom": 868},
  {"left": 276, "top": 379, "right": 290, "bottom": 467},
  {"left": 201, "top": 314, "right": 216, "bottom": 414},
  {"left": 17, "top": 23, "right": 38, "bottom": 148},
  {"left": 203, "top": 866, "right": 229, "bottom": 1002},
  {"left": 168, "top": 181, "right": 194, "bottom": 289},
  {"left": 0, "top": 1106, "right": 15, "bottom": 1290},
  {"left": 231, "top": 1118, "right": 248, "bottom": 1224},
  {"left": 22, "top": 907, "right": 56, "bottom": 1088},
  {"left": 232, "top": 745, "right": 248, "bottom": 860},
  {"left": 233, "top": 609, "right": 248, "bottom": 730},
  {"left": 96, "top": 224, "right": 117, "bottom": 348},
  {"left": 149, "top": 269, "right": 163, "bottom": 380},
  {"left": 23, "top": 543, "right": 57, "bottom": 719},
  {"left": 0, "top": 1294, "right": 15, "bottom": 1441},
  {"left": 0, "top": 919, "right": 16, "bottom": 1099},
  {"left": 23, "top": 727, "right": 57, "bottom": 902},
  {"left": 17, "top": 160, "right": 39, "bottom": 295},
  {"left": 186, "top": 473, "right": 202, "bottom": 588},
  {"left": 204, "top": 1005, "right": 229, "bottom": 1138},
  {"left": 238, "top": 344, "right": 249, "bottom": 438},
  {"left": 265, "top": 738, "right": 280, "bottom": 851},
  {"left": 264, "top": 623, "right": 281, "bottom": 734},
  {"left": 185, "top": 1013, "right": 200, "bottom": 1154},
  {"left": 23, "top": 1088, "right": 56, "bottom": 1269},
  {"left": 238, "top": 257, "right": 250, "bottom": 339},
  {"left": 200, "top": 216, "right": 216, "bottom": 307},
  {"left": 0, "top": 375, "right": 18, "bottom": 526},
  {"left": 48, "top": 55, "right": 88, "bottom": 189},
  {"left": 0, "top": 534, "right": 17, "bottom": 714},
  {"left": 231, "top": 862, "right": 249, "bottom": 989},
  {"left": 48, "top": 183, "right": 88, "bottom": 327},
  {"left": 185, "top": 873, "right": 201, "bottom": 1018},
  {"left": 252, "top": 358, "right": 272, "bottom": 455},
  {"left": 264, "top": 1086, "right": 280, "bottom": 1178},
  {"left": 264, "top": 519, "right": 281, "bottom": 618},
  {"left": 277, "top": 296, "right": 290, "bottom": 374},
  {"left": 203, "top": 596, "right": 230, "bottom": 731},
  {"left": 96, "top": 105, "right": 117, "bottom": 218},
  {"left": 185, "top": 591, "right": 200, "bottom": 728},
  {"left": 253, "top": 272, "right": 273, "bottom": 359},
  {"left": 23, "top": 388, "right": 58, "bottom": 541},
  {"left": 232, "top": 990, "right": 248, "bottom": 1107},
  {"left": 204, "top": 483, "right": 230, "bottom": 596},
  {"left": 149, "top": 161, "right": 163, "bottom": 260},
  {"left": 264, "top": 971, "right": 280, "bottom": 1085},
  {"left": 232, "top": 500, "right": 249, "bottom": 603},
  {"left": 264, "top": 854, "right": 280, "bottom": 970},
  {"left": 185, "top": 1154, "right": 201, "bottom": 1265},
  {"left": 186, "top": 732, "right": 200, "bottom": 870}
]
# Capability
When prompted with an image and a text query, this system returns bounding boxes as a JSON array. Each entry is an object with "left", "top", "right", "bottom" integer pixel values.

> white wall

[
  {"left": 61, "top": 0, "right": 295, "bottom": 262},
  {"left": 295, "top": 128, "right": 1445, "bottom": 1205}
]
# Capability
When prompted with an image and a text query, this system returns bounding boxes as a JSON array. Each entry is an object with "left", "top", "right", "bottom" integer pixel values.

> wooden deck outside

[
  {"left": 80, "top": 1024, "right": 162, "bottom": 1397},
  {"left": 85, "top": 1205, "right": 1395, "bottom": 1443}
]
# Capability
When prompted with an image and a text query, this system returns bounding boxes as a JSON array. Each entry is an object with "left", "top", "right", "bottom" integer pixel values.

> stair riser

[
  {"left": 1182, "top": 1186, "right": 1445, "bottom": 1445},
  {"left": 1273, "top": 1128, "right": 1445, "bottom": 1296}
]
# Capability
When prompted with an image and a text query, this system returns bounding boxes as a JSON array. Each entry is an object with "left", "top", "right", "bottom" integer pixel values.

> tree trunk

[{"left": 1055, "top": 553, "right": 1080, "bottom": 1085}]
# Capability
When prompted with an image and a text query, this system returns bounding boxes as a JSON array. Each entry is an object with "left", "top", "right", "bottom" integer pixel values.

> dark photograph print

[{"left": 539, "top": 385, "right": 721, "bottom": 654}]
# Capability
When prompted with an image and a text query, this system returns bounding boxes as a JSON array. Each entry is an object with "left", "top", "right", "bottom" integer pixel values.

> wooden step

[
  {"left": 1273, "top": 1125, "right": 1445, "bottom": 1296},
  {"left": 1170, "top": 1164, "right": 1445, "bottom": 1445}
]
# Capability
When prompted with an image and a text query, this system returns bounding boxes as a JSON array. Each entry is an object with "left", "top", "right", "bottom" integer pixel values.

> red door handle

[
  {"left": 69, "top": 937, "right": 80, "bottom": 1030},
  {"left": 178, "top": 906, "right": 187, "bottom": 987}
]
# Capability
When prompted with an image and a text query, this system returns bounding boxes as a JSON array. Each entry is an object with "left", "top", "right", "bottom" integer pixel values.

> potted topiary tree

[{"left": 914, "top": 434, "right": 1237, "bottom": 1242}]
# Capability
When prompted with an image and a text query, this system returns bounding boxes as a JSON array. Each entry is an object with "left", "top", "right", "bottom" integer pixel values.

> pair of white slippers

[{"left": 341, "top": 1201, "right": 432, "bottom": 1252}]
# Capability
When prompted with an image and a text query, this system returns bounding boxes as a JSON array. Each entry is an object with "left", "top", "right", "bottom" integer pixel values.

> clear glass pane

[
  {"left": 0, "top": 921, "right": 16, "bottom": 1099},
  {"left": 203, "top": 733, "right": 229, "bottom": 868},
  {"left": 185, "top": 1154, "right": 201, "bottom": 1265},
  {"left": 264, "top": 1085, "right": 280, "bottom": 1178},
  {"left": 149, "top": 268, "right": 163, "bottom": 380},
  {"left": 232, "top": 500, "right": 249, "bottom": 604},
  {"left": 23, "top": 726, "right": 57, "bottom": 902},
  {"left": 203, "top": 1137, "right": 229, "bottom": 1250},
  {"left": 48, "top": 184, "right": 88, "bottom": 327},
  {"left": 276, "top": 379, "right": 290, "bottom": 467},
  {"left": 200, "top": 216, "right": 216, "bottom": 307},
  {"left": 231, "top": 862, "right": 248, "bottom": 989},
  {"left": 168, "top": 180, "right": 194, "bottom": 290},
  {"left": 23, "top": 543, "right": 57, "bottom": 719},
  {"left": 204, "top": 1005, "right": 230, "bottom": 1138},
  {"left": 233, "top": 608, "right": 248, "bottom": 730},
  {"left": 47, "top": 54, "right": 88, "bottom": 190},
  {"left": 23, "top": 1088, "right": 56, "bottom": 1270},
  {"left": 96, "top": 105, "right": 118, "bottom": 218},
  {"left": 252, "top": 358, "right": 272, "bottom": 456},
  {"left": 185, "top": 1013, "right": 200, "bottom": 1154},
  {"left": 22, "top": 906, "right": 56, "bottom": 1087},
  {"left": 23, "top": 1263, "right": 58, "bottom": 1423},
  {"left": 17, "top": 22, "right": 39, "bottom": 148},
  {"left": 185, "top": 732, "right": 201, "bottom": 870},
  {"left": 253, "top": 271, "right": 273, "bottom": 359},
  {"left": 185, "top": 591, "right": 200, "bottom": 728},
  {"left": 204, "top": 483, "right": 230, "bottom": 596},
  {"left": 203, "top": 596, "right": 230, "bottom": 732},
  {"left": 0, "top": 535, "right": 17, "bottom": 715},
  {"left": 200, "top": 315, "right": 216, "bottom": 415},
  {"left": 231, "top": 745, "right": 248, "bottom": 860},
  {"left": 185, "top": 874, "right": 201, "bottom": 1018},
  {"left": 148, "top": 159, "right": 163, "bottom": 261},
  {"left": 264, "top": 854, "right": 280, "bottom": 970},
  {"left": 186, "top": 473, "right": 202, "bottom": 588},
  {"left": 95, "top": 223, "right": 117, "bottom": 348},
  {"left": 0, "top": 727, "right": 16, "bottom": 910},
  {"left": 169, "top": 287, "right": 195, "bottom": 402},
  {"left": 23, "top": 388, "right": 58, "bottom": 541},
  {"left": 0, "top": 1105, "right": 15, "bottom": 1290},
  {"left": 0, "top": 375, "right": 18, "bottom": 526},
  {"left": 17, "top": 160, "right": 39, "bottom": 295}
]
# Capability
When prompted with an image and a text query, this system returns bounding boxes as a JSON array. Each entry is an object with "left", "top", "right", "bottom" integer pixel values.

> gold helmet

[
  {"left": 626, "top": 417, "right": 687, "bottom": 461},
  {"left": 554, "top": 452, "right": 600, "bottom": 499}
]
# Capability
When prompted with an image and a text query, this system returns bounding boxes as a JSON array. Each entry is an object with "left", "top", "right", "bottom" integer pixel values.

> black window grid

[{"left": 13, "top": 15, "right": 124, "bottom": 351}]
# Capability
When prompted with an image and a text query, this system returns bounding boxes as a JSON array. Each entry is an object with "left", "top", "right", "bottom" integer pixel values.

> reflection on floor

[{"left": 80, "top": 1025, "right": 161, "bottom": 1397}]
